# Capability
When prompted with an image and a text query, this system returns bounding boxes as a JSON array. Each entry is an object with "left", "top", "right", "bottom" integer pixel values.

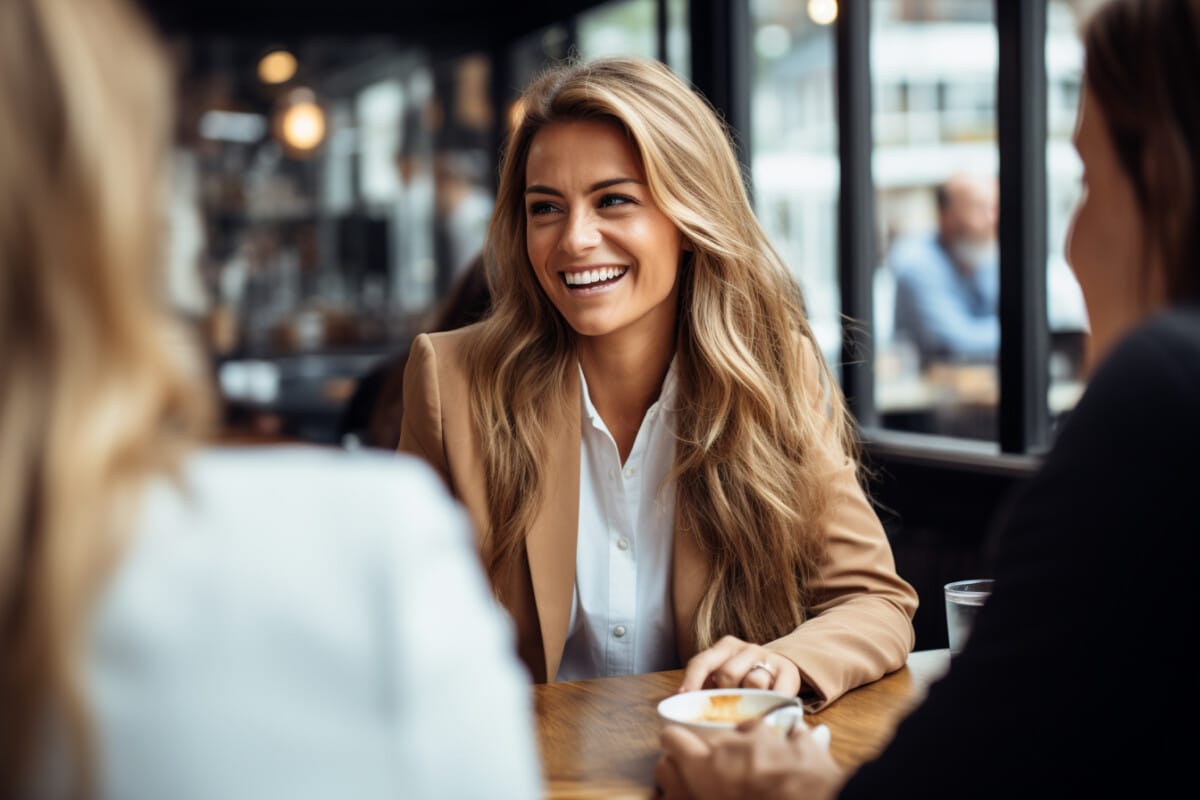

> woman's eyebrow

[{"left": 525, "top": 177, "right": 643, "bottom": 196}]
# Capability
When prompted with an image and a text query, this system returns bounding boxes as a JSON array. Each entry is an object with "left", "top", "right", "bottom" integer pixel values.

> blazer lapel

[{"left": 525, "top": 368, "right": 581, "bottom": 682}]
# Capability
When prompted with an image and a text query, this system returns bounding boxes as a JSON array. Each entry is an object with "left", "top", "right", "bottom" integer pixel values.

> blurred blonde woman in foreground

[
  {"left": 399, "top": 56, "right": 917, "bottom": 703},
  {"left": 0, "top": 1, "right": 540, "bottom": 798},
  {"left": 658, "top": 0, "right": 1200, "bottom": 796}
]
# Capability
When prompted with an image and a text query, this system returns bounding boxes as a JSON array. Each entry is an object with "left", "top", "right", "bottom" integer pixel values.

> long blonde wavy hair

[
  {"left": 0, "top": 0, "right": 214, "bottom": 794},
  {"left": 465, "top": 56, "right": 859, "bottom": 653}
]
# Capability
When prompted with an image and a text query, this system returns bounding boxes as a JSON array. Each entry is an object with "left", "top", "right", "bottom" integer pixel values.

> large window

[
  {"left": 749, "top": 0, "right": 840, "bottom": 368},
  {"left": 738, "top": 0, "right": 1100, "bottom": 456},
  {"left": 869, "top": 0, "right": 1001, "bottom": 442}
]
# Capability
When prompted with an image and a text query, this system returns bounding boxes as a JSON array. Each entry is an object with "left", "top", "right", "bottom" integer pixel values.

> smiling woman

[
  {"left": 524, "top": 118, "right": 690, "bottom": 448},
  {"left": 397, "top": 55, "right": 918, "bottom": 709}
]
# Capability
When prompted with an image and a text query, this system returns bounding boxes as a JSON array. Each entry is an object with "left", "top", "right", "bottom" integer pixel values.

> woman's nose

[{"left": 559, "top": 209, "right": 602, "bottom": 254}]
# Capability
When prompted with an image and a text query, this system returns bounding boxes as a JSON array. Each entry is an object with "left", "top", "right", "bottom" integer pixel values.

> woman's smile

[{"left": 560, "top": 265, "right": 630, "bottom": 292}]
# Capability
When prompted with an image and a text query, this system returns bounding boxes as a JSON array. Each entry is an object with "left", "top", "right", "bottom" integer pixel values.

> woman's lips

[{"left": 561, "top": 265, "right": 629, "bottom": 292}]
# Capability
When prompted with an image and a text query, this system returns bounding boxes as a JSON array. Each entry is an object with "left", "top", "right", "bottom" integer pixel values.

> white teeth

[{"left": 564, "top": 266, "right": 627, "bottom": 287}]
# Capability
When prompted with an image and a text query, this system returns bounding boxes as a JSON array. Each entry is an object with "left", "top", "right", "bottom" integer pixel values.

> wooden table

[{"left": 535, "top": 649, "right": 951, "bottom": 799}]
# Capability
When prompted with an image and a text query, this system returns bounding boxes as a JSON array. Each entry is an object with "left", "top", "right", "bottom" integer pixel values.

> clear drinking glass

[{"left": 944, "top": 578, "right": 994, "bottom": 654}]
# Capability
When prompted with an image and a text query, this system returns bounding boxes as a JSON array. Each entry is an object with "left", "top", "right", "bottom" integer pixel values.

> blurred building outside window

[
  {"left": 749, "top": 0, "right": 841, "bottom": 370},
  {"left": 577, "top": 0, "right": 658, "bottom": 59},
  {"left": 667, "top": 0, "right": 691, "bottom": 78}
]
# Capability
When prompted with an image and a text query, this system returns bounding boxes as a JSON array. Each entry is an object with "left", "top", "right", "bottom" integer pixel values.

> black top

[{"left": 842, "top": 306, "right": 1200, "bottom": 798}]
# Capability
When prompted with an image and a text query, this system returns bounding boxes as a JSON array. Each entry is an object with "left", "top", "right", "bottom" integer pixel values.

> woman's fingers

[
  {"left": 768, "top": 658, "right": 803, "bottom": 697},
  {"left": 679, "top": 636, "right": 804, "bottom": 697},
  {"left": 677, "top": 636, "right": 741, "bottom": 692},
  {"left": 721, "top": 646, "right": 774, "bottom": 689}
]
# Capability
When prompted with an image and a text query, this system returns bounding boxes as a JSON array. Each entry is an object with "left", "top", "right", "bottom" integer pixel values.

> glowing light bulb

[
  {"left": 808, "top": 0, "right": 838, "bottom": 26},
  {"left": 280, "top": 95, "right": 325, "bottom": 151},
  {"left": 258, "top": 50, "right": 297, "bottom": 84}
]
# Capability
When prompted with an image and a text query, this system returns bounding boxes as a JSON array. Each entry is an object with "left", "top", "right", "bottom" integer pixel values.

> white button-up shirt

[{"left": 556, "top": 361, "right": 680, "bottom": 681}]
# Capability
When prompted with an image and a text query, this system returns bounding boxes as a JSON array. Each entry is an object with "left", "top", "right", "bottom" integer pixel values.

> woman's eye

[
  {"left": 528, "top": 201, "right": 559, "bottom": 216},
  {"left": 598, "top": 194, "right": 635, "bottom": 209}
]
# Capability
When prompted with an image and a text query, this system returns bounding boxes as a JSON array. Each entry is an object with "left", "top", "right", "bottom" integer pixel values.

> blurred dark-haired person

[
  {"left": 0, "top": 1, "right": 540, "bottom": 798},
  {"left": 657, "top": 0, "right": 1200, "bottom": 797}
]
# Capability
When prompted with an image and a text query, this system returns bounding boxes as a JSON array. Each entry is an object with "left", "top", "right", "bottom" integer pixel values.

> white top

[
  {"left": 33, "top": 446, "right": 541, "bottom": 800},
  {"left": 556, "top": 363, "right": 679, "bottom": 681}
]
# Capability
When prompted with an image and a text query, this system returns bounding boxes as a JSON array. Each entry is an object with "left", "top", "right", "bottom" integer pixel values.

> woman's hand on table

[
  {"left": 678, "top": 635, "right": 802, "bottom": 696},
  {"left": 655, "top": 719, "right": 844, "bottom": 800}
]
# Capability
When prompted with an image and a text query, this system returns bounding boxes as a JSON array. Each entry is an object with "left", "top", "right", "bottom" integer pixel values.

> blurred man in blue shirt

[{"left": 890, "top": 172, "right": 999, "bottom": 367}]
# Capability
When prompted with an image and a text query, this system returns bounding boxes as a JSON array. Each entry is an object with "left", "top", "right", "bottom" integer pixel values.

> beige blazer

[{"left": 398, "top": 324, "right": 918, "bottom": 710}]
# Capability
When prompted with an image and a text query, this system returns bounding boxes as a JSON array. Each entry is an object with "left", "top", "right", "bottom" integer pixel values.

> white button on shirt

[{"left": 555, "top": 361, "right": 680, "bottom": 681}]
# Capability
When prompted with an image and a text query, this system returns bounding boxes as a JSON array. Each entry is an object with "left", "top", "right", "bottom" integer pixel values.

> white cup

[
  {"left": 656, "top": 689, "right": 830, "bottom": 748},
  {"left": 944, "top": 578, "right": 994, "bottom": 654}
]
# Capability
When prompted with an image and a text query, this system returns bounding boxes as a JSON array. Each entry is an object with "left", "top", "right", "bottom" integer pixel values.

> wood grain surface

[{"left": 535, "top": 649, "right": 951, "bottom": 799}]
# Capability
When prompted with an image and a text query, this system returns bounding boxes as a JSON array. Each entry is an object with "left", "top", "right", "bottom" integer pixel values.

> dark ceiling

[
  {"left": 135, "top": 0, "right": 606, "bottom": 47},
  {"left": 134, "top": 1, "right": 613, "bottom": 125}
]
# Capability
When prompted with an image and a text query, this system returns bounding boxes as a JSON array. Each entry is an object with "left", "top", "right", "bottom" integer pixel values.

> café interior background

[{"left": 140, "top": 0, "right": 1103, "bottom": 448}]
